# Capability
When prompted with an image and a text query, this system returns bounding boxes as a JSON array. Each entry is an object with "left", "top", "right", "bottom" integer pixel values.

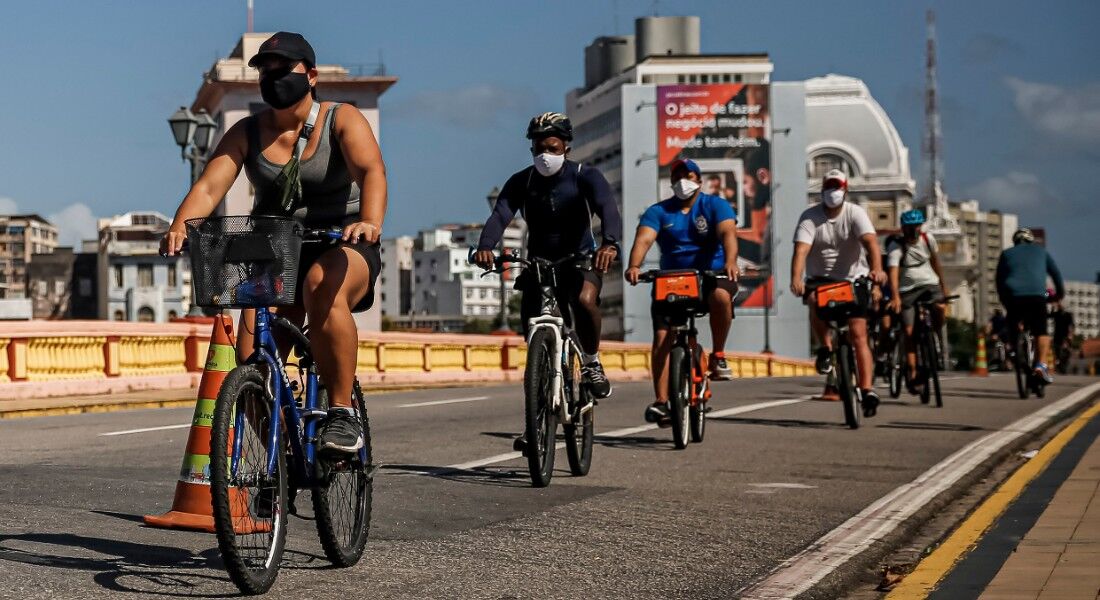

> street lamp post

[{"left": 168, "top": 106, "right": 218, "bottom": 317}]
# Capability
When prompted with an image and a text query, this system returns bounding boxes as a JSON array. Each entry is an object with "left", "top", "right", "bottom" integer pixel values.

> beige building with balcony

[{"left": 0, "top": 214, "right": 58, "bottom": 299}]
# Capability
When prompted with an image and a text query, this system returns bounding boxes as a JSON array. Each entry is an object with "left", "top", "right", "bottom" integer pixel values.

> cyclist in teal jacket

[{"left": 995, "top": 228, "right": 1065, "bottom": 383}]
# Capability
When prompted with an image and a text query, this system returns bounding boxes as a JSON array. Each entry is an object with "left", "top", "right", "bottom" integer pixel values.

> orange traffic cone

[
  {"left": 972, "top": 334, "right": 989, "bottom": 377},
  {"left": 144, "top": 314, "right": 238, "bottom": 532}
]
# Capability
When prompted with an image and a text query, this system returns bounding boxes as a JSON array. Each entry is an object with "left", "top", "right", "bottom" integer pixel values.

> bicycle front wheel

[
  {"left": 668, "top": 346, "right": 690, "bottom": 449},
  {"left": 210, "top": 365, "right": 288, "bottom": 596},
  {"left": 837, "top": 345, "right": 861, "bottom": 429},
  {"left": 312, "top": 379, "right": 372, "bottom": 567},
  {"left": 523, "top": 329, "right": 558, "bottom": 487},
  {"left": 922, "top": 334, "right": 943, "bottom": 408}
]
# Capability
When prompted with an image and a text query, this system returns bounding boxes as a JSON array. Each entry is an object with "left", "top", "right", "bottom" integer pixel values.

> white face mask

[
  {"left": 533, "top": 152, "right": 565, "bottom": 177},
  {"left": 822, "top": 188, "right": 846, "bottom": 208},
  {"left": 672, "top": 178, "right": 700, "bottom": 200}
]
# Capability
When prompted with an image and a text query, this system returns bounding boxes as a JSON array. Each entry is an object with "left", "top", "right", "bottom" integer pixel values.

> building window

[
  {"left": 114, "top": 265, "right": 123, "bottom": 287},
  {"left": 113, "top": 309, "right": 125, "bottom": 321},
  {"left": 168, "top": 310, "right": 178, "bottom": 320},
  {"left": 722, "top": 74, "right": 732, "bottom": 82},
  {"left": 167, "top": 265, "right": 177, "bottom": 288},
  {"left": 809, "top": 153, "right": 855, "bottom": 179},
  {"left": 138, "top": 265, "right": 154, "bottom": 288},
  {"left": 137, "top": 306, "right": 155, "bottom": 322}
]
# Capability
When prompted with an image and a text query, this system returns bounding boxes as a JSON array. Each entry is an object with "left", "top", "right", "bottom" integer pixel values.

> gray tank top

[{"left": 244, "top": 103, "right": 361, "bottom": 227}]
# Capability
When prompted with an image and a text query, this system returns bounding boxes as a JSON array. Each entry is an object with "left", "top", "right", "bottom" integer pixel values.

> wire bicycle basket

[{"left": 185, "top": 216, "right": 303, "bottom": 308}]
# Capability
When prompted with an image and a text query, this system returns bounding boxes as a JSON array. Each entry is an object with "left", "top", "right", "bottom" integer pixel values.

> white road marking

[
  {"left": 398, "top": 396, "right": 491, "bottom": 408},
  {"left": 440, "top": 396, "right": 813, "bottom": 472},
  {"left": 748, "top": 483, "right": 818, "bottom": 489},
  {"left": 737, "top": 380, "right": 1100, "bottom": 599},
  {"left": 100, "top": 423, "right": 191, "bottom": 436}
]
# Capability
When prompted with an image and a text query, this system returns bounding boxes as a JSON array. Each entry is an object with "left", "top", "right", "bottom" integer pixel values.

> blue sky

[{"left": 0, "top": 0, "right": 1097, "bottom": 278}]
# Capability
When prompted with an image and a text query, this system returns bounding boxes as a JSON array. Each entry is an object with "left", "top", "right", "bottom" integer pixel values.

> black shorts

[
  {"left": 296, "top": 240, "right": 381, "bottom": 313},
  {"left": 1005, "top": 296, "right": 1048, "bottom": 338},
  {"left": 517, "top": 267, "right": 602, "bottom": 334},
  {"left": 652, "top": 278, "right": 738, "bottom": 330},
  {"left": 900, "top": 285, "right": 945, "bottom": 327}
]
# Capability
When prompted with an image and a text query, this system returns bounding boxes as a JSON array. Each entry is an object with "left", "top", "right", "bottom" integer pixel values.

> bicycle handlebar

[
  {"left": 637, "top": 269, "right": 728, "bottom": 283},
  {"left": 469, "top": 248, "right": 593, "bottom": 274}
]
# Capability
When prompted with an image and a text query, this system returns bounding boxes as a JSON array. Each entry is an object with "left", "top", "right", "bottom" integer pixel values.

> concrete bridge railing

[{"left": 0, "top": 319, "right": 814, "bottom": 401}]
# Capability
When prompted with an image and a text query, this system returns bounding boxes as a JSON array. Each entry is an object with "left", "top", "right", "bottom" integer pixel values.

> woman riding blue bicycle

[{"left": 161, "top": 32, "right": 386, "bottom": 455}]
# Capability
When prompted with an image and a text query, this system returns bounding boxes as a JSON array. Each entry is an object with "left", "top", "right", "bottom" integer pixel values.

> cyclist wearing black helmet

[
  {"left": 475, "top": 112, "right": 622, "bottom": 403},
  {"left": 996, "top": 228, "right": 1065, "bottom": 384}
]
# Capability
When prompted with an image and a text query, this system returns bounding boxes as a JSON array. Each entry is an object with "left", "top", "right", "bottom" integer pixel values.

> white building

[
  {"left": 97, "top": 212, "right": 188, "bottom": 322},
  {"left": 804, "top": 74, "right": 916, "bottom": 229},
  {"left": 411, "top": 225, "right": 519, "bottom": 320},
  {"left": 188, "top": 32, "right": 397, "bottom": 331},
  {"left": 567, "top": 16, "right": 774, "bottom": 341},
  {"left": 1064, "top": 281, "right": 1099, "bottom": 339},
  {"left": 378, "top": 236, "right": 413, "bottom": 318}
]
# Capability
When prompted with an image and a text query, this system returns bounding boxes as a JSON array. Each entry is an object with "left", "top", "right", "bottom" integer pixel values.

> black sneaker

[
  {"left": 513, "top": 435, "right": 528, "bottom": 455},
  {"left": 644, "top": 402, "right": 670, "bottom": 423},
  {"left": 319, "top": 409, "right": 364, "bottom": 456},
  {"left": 862, "top": 389, "right": 880, "bottom": 418},
  {"left": 815, "top": 347, "right": 833, "bottom": 375},
  {"left": 583, "top": 360, "right": 613, "bottom": 399}
]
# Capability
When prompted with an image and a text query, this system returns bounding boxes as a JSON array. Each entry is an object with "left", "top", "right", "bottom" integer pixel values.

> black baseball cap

[{"left": 248, "top": 32, "right": 316, "bottom": 68}]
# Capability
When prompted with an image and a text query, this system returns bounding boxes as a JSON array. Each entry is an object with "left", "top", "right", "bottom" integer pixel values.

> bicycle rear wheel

[
  {"left": 887, "top": 339, "right": 903, "bottom": 399},
  {"left": 668, "top": 346, "right": 691, "bottom": 449},
  {"left": 563, "top": 348, "right": 594, "bottom": 476},
  {"left": 837, "top": 345, "right": 861, "bottom": 429},
  {"left": 210, "top": 365, "right": 287, "bottom": 595},
  {"left": 689, "top": 345, "right": 706, "bottom": 443},
  {"left": 523, "top": 329, "right": 558, "bottom": 487},
  {"left": 312, "top": 379, "right": 372, "bottom": 567},
  {"left": 1015, "top": 334, "right": 1031, "bottom": 399}
]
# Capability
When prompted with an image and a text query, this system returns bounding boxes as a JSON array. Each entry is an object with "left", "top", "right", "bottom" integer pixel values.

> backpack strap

[{"left": 294, "top": 101, "right": 321, "bottom": 160}]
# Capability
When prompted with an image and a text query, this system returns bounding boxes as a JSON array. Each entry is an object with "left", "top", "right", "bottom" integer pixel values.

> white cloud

[
  {"left": 0, "top": 197, "right": 18, "bottom": 214},
  {"left": 964, "top": 171, "right": 1062, "bottom": 213},
  {"left": 388, "top": 84, "right": 539, "bottom": 129},
  {"left": 1005, "top": 78, "right": 1100, "bottom": 145},
  {"left": 48, "top": 203, "right": 99, "bottom": 248}
]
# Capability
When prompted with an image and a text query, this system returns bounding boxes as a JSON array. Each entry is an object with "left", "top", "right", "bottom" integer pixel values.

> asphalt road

[{"left": 0, "top": 373, "right": 1096, "bottom": 599}]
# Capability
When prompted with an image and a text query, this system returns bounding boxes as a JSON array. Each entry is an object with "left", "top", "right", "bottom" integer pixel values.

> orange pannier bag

[
  {"left": 815, "top": 281, "right": 855, "bottom": 308},
  {"left": 654, "top": 272, "right": 702, "bottom": 302}
]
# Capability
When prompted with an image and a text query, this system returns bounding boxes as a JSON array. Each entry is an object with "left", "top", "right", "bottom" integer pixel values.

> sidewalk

[
  {"left": 0, "top": 388, "right": 199, "bottom": 419},
  {"left": 891, "top": 400, "right": 1100, "bottom": 599},
  {"left": 978, "top": 430, "right": 1100, "bottom": 599}
]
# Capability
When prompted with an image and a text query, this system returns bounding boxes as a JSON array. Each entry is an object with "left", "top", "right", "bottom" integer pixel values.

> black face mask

[{"left": 259, "top": 68, "right": 311, "bottom": 109}]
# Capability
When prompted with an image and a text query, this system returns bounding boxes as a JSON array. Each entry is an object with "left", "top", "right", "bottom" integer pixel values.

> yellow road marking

[{"left": 886, "top": 400, "right": 1100, "bottom": 598}]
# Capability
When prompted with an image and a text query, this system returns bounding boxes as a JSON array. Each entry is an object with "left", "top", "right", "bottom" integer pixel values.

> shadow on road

[
  {"left": 379, "top": 463, "right": 531, "bottom": 487},
  {"left": 593, "top": 434, "right": 675, "bottom": 451},
  {"left": 0, "top": 531, "right": 233, "bottom": 597},
  {"left": 876, "top": 421, "right": 986, "bottom": 432},
  {"left": 709, "top": 416, "right": 850, "bottom": 430}
]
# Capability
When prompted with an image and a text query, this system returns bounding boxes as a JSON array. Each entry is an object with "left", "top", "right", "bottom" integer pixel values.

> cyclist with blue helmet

[{"left": 886, "top": 209, "right": 949, "bottom": 392}]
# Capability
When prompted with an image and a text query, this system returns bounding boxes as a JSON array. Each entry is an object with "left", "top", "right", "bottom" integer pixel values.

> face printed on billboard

[{"left": 657, "top": 83, "right": 772, "bottom": 308}]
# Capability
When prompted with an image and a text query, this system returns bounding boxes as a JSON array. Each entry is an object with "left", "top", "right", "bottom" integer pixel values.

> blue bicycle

[{"left": 185, "top": 216, "right": 373, "bottom": 595}]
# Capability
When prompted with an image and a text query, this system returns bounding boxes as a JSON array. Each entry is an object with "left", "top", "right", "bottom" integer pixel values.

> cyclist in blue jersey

[
  {"left": 474, "top": 112, "right": 622, "bottom": 395},
  {"left": 625, "top": 159, "right": 740, "bottom": 423}
]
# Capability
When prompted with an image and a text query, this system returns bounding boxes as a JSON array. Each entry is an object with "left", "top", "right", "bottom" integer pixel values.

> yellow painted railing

[{"left": 0, "top": 320, "right": 814, "bottom": 399}]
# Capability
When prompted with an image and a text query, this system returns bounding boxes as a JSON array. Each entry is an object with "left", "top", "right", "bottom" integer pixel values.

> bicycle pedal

[{"left": 657, "top": 416, "right": 672, "bottom": 429}]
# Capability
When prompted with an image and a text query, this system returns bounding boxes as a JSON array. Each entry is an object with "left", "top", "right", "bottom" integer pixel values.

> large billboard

[{"left": 657, "top": 83, "right": 772, "bottom": 309}]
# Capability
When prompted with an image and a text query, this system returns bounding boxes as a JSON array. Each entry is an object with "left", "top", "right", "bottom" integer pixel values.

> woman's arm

[
  {"left": 163, "top": 120, "right": 249, "bottom": 255},
  {"left": 335, "top": 103, "right": 387, "bottom": 244}
]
